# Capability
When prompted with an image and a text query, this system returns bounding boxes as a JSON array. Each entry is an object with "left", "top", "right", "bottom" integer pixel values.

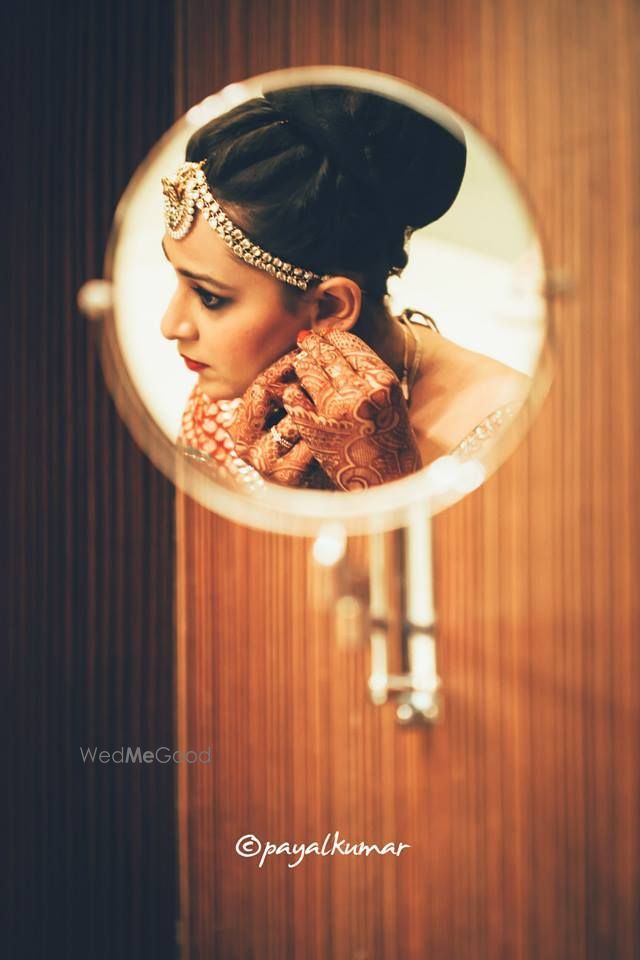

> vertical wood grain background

[
  {"left": 5, "top": 1, "right": 639, "bottom": 958},
  {"left": 5, "top": 3, "right": 178, "bottom": 958},
  {"left": 173, "top": 1, "right": 640, "bottom": 959}
]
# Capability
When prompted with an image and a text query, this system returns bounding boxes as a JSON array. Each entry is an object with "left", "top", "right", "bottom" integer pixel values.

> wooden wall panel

[
  {"left": 174, "top": 1, "right": 640, "bottom": 959},
  {"left": 5, "top": 3, "right": 178, "bottom": 958}
]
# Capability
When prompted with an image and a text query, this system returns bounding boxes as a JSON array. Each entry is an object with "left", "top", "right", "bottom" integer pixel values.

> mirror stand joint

[{"left": 368, "top": 513, "right": 442, "bottom": 725}]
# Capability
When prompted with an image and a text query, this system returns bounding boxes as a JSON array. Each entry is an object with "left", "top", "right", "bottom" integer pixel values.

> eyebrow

[{"left": 161, "top": 238, "right": 236, "bottom": 290}]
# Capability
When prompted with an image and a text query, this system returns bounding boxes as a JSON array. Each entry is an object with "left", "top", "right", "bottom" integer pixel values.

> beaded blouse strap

[{"left": 400, "top": 307, "right": 440, "bottom": 334}]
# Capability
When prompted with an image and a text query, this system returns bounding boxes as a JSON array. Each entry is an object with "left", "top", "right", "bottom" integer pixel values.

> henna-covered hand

[
  {"left": 283, "top": 329, "right": 422, "bottom": 491},
  {"left": 227, "top": 349, "right": 333, "bottom": 488}
]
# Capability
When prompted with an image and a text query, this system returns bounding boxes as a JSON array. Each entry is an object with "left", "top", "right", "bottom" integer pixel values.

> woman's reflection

[{"left": 160, "top": 86, "right": 530, "bottom": 491}]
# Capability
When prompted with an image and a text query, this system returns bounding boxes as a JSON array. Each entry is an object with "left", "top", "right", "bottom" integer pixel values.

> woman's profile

[{"left": 159, "top": 86, "right": 530, "bottom": 491}]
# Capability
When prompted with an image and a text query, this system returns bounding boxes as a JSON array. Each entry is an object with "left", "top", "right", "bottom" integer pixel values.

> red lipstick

[{"left": 181, "top": 354, "right": 209, "bottom": 371}]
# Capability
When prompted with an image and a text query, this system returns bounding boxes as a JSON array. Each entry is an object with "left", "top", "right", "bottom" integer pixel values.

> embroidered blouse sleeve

[
  {"left": 447, "top": 401, "right": 521, "bottom": 460},
  {"left": 176, "top": 385, "right": 264, "bottom": 490}
]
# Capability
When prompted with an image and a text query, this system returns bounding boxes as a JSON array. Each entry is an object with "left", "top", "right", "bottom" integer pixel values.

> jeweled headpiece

[{"left": 161, "top": 160, "right": 329, "bottom": 291}]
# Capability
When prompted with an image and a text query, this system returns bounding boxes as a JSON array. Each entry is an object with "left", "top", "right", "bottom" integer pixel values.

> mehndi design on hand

[
  {"left": 284, "top": 329, "right": 422, "bottom": 491},
  {"left": 228, "top": 349, "right": 332, "bottom": 488}
]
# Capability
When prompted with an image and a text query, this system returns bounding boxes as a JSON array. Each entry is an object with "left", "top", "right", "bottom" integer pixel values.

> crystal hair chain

[{"left": 161, "top": 160, "right": 331, "bottom": 291}]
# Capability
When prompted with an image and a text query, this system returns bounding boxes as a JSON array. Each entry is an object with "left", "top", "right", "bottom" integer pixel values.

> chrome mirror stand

[{"left": 312, "top": 503, "right": 442, "bottom": 726}]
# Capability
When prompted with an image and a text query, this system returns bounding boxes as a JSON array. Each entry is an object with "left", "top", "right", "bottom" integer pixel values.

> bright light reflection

[
  {"left": 455, "top": 459, "right": 487, "bottom": 493},
  {"left": 312, "top": 523, "right": 347, "bottom": 566}
]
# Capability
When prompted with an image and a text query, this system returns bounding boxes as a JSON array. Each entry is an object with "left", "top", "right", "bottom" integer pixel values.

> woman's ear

[{"left": 310, "top": 277, "right": 362, "bottom": 333}]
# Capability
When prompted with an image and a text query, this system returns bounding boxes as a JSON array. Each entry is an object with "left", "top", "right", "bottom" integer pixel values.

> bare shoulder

[{"left": 409, "top": 332, "right": 531, "bottom": 461}]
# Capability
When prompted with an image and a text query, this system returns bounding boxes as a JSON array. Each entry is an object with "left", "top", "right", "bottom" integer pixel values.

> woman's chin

[{"left": 198, "top": 374, "right": 238, "bottom": 402}]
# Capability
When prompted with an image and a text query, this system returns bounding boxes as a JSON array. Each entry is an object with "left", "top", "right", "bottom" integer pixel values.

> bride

[{"left": 160, "top": 86, "right": 529, "bottom": 490}]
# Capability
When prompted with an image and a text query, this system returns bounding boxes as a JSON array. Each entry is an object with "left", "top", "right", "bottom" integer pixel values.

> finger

[
  {"left": 245, "top": 413, "right": 302, "bottom": 469},
  {"left": 270, "top": 413, "right": 302, "bottom": 448},
  {"left": 282, "top": 382, "right": 316, "bottom": 414},
  {"left": 297, "top": 330, "right": 362, "bottom": 390},
  {"left": 229, "top": 379, "right": 279, "bottom": 450},
  {"left": 270, "top": 437, "right": 314, "bottom": 483},
  {"left": 292, "top": 349, "right": 333, "bottom": 406},
  {"left": 295, "top": 345, "right": 386, "bottom": 418},
  {"left": 246, "top": 420, "right": 318, "bottom": 487},
  {"left": 254, "top": 348, "right": 300, "bottom": 401},
  {"left": 268, "top": 438, "right": 317, "bottom": 487},
  {"left": 320, "top": 328, "right": 397, "bottom": 380}
]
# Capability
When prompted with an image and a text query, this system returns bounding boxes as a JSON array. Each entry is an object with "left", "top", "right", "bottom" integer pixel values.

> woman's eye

[{"left": 192, "top": 286, "right": 227, "bottom": 311}]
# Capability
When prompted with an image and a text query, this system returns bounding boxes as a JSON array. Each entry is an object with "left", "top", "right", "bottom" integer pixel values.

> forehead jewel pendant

[{"left": 161, "top": 160, "right": 330, "bottom": 292}]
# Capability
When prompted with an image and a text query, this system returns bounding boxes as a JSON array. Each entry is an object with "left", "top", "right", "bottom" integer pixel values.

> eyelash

[{"left": 191, "top": 285, "right": 227, "bottom": 311}]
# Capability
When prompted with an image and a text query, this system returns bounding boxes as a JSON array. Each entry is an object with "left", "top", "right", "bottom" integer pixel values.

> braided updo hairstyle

[{"left": 185, "top": 85, "right": 466, "bottom": 303}]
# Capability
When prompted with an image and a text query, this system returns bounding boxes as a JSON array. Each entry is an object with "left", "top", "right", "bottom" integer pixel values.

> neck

[{"left": 353, "top": 300, "right": 439, "bottom": 385}]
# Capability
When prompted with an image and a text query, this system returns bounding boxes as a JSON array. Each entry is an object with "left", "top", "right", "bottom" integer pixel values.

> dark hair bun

[
  {"left": 186, "top": 84, "right": 466, "bottom": 298},
  {"left": 264, "top": 86, "right": 466, "bottom": 233}
]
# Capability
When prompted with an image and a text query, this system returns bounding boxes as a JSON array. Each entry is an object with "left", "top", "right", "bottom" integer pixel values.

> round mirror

[{"left": 84, "top": 65, "right": 553, "bottom": 536}]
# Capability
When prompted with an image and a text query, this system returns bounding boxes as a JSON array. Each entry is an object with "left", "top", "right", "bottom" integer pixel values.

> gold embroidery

[{"left": 449, "top": 401, "right": 520, "bottom": 459}]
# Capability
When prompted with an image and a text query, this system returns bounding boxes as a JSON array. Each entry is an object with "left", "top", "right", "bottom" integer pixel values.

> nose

[{"left": 160, "top": 290, "right": 198, "bottom": 341}]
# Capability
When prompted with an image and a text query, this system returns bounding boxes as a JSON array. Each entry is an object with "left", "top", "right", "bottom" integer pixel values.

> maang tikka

[{"left": 161, "top": 159, "right": 331, "bottom": 291}]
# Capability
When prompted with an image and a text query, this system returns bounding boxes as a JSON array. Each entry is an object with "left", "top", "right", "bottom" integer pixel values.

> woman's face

[{"left": 160, "top": 214, "right": 308, "bottom": 400}]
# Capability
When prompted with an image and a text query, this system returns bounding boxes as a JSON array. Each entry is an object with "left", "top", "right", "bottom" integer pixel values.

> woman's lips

[{"left": 181, "top": 354, "right": 209, "bottom": 371}]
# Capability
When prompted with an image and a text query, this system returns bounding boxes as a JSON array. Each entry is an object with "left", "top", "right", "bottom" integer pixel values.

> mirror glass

[{"left": 91, "top": 66, "right": 552, "bottom": 535}]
